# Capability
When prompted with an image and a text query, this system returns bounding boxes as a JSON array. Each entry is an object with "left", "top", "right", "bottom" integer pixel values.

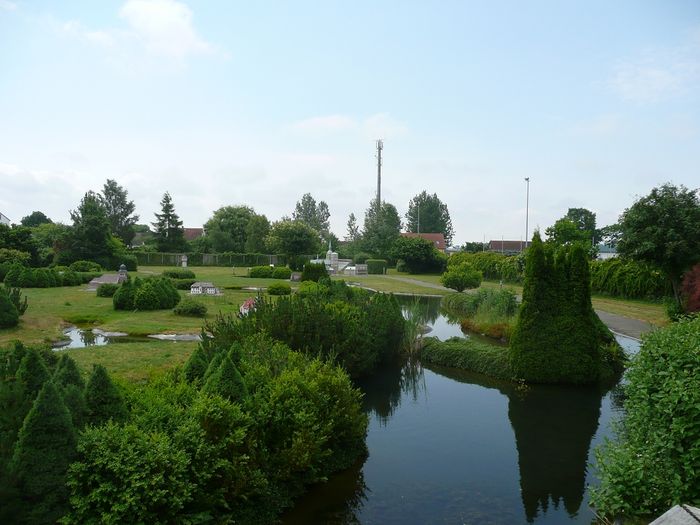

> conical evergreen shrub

[
  {"left": 112, "top": 278, "right": 135, "bottom": 310},
  {"left": 54, "top": 354, "right": 84, "bottom": 390},
  {"left": 16, "top": 347, "right": 50, "bottom": 403},
  {"left": 183, "top": 344, "right": 208, "bottom": 383},
  {"left": 203, "top": 356, "right": 247, "bottom": 402},
  {"left": 203, "top": 351, "right": 224, "bottom": 382},
  {"left": 85, "top": 364, "right": 128, "bottom": 426},
  {"left": 0, "top": 288, "right": 19, "bottom": 328},
  {"left": 10, "top": 381, "right": 76, "bottom": 524}
]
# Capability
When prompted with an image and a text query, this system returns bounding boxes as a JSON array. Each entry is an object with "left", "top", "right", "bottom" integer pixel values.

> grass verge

[{"left": 420, "top": 336, "right": 512, "bottom": 380}]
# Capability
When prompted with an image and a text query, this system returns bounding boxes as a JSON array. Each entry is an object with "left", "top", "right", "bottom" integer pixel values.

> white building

[
  {"left": 190, "top": 281, "right": 219, "bottom": 295},
  {"left": 0, "top": 212, "right": 10, "bottom": 226}
]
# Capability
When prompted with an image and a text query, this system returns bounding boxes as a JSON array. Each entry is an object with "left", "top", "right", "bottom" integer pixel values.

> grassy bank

[{"left": 420, "top": 336, "right": 513, "bottom": 380}]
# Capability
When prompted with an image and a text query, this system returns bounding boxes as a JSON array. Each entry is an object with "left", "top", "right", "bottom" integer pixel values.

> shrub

[
  {"left": 288, "top": 256, "right": 309, "bottom": 272},
  {"left": 134, "top": 284, "right": 160, "bottom": 311},
  {"left": 440, "top": 263, "right": 483, "bottom": 292},
  {"left": 69, "top": 260, "right": 102, "bottom": 272},
  {"left": 591, "top": 316, "right": 700, "bottom": 519},
  {"left": 267, "top": 282, "right": 291, "bottom": 296},
  {"left": 174, "top": 298, "right": 207, "bottom": 317},
  {"left": 0, "top": 288, "right": 19, "bottom": 328},
  {"left": 366, "top": 259, "right": 387, "bottom": 275},
  {"left": 448, "top": 251, "right": 525, "bottom": 283},
  {"left": 249, "top": 265, "right": 272, "bottom": 278},
  {"left": 96, "top": 283, "right": 119, "bottom": 297},
  {"left": 17, "top": 268, "right": 36, "bottom": 288},
  {"left": 2, "top": 264, "right": 23, "bottom": 287},
  {"left": 171, "top": 278, "right": 197, "bottom": 290},
  {"left": 3, "top": 285, "right": 28, "bottom": 316},
  {"left": 113, "top": 279, "right": 136, "bottom": 310},
  {"left": 0, "top": 248, "right": 31, "bottom": 266},
  {"left": 590, "top": 258, "right": 669, "bottom": 299},
  {"left": 301, "top": 262, "right": 328, "bottom": 282},
  {"left": 85, "top": 364, "right": 128, "bottom": 426},
  {"left": 162, "top": 268, "right": 196, "bottom": 279},
  {"left": 272, "top": 266, "right": 292, "bottom": 279},
  {"left": 390, "top": 237, "right": 447, "bottom": 273}
]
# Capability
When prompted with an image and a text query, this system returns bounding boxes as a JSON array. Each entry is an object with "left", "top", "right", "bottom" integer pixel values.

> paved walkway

[{"left": 384, "top": 275, "right": 451, "bottom": 291}]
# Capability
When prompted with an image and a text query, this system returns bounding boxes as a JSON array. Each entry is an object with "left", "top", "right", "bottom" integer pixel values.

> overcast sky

[{"left": 1, "top": 0, "right": 698, "bottom": 244}]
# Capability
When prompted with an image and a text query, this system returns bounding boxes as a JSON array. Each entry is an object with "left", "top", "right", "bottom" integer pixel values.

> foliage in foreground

[
  {"left": 65, "top": 333, "right": 367, "bottom": 524},
  {"left": 591, "top": 315, "right": 700, "bottom": 519},
  {"left": 440, "top": 263, "right": 483, "bottom": 292},
  {"left": 509, "top": 233, "right": 623, "bottom": 384}
]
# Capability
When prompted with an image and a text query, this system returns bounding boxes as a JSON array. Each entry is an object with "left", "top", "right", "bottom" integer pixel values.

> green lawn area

[{"left": 62, "top": 340, "right": 197, "bottom": 383}]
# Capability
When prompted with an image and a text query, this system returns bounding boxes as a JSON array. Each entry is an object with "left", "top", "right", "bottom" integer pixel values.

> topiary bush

[
  {"left": 174, "top": 298, "right": 207, "bottom": 317},
  {"left": 267, "top": 282, "right": 291, "bottom": 296},
  {"left": 0, "top": 287, "right": 19, "bottom": 328},
  {"left": 272, "top": 266, "right": 292, "bottom": 279},
  {"left": 96, "top": 283, "right": 119, "bottom": 297},
  {"left": 249, "top": 266, "right": 273, "bottom": 278},
  {"left": 366, "top": 259, "right": 387, "bottom": 275},
  {"left": 162, "top": 268, "right": 196, "bottom": 279},
  {"left": 301, "top": 262, "right": 329, "bottom": 282},
  {"left": 134, "top": 284, "right": 160, "bottom": 311},
  {"left": 171, "top": 278, "right": 197, "bottom": 290},
  {"left": 113, "top": 279, "right": 136, "bottom": 310}
]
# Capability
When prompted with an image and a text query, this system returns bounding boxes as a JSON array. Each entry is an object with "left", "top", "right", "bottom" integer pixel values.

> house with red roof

[{"left": 400, "top": 232, "right": 446, "bottom": 252}]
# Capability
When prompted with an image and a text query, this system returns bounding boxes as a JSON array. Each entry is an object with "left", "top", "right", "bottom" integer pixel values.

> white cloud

[
  {"left": 610, "top": 28, "right": 700, "bottom": 103},
  {"left": 56, "top": 0, "right": 222, "bottom": 65},
  {"left": 119, "top": 0, "right": 214, "bottom": 60},
  {"left": 0, "top": 1, "right": 17, "bottom": 11}
]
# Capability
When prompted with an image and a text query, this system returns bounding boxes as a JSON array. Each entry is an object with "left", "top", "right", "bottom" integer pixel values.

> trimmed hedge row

[
  {"left": 162, "top": 268, "right": 196, "bottom": 279},
  {"left": 248, "top": 266, "right": 292, "bottom": 279},
  {"left": 366, "top": 259, "right": 387, "bottom": 275},
  {"left": 3, "top": 264, "right": 101, "bottom": 288}
]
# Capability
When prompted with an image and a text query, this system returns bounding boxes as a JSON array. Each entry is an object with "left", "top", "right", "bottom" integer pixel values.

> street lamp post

[{"left": 524, "top": 177, "right": 530, "bottom": 251}]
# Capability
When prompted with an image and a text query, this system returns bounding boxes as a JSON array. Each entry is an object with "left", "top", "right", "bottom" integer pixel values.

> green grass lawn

[{"left": 62, "top": 340, "right": 197, "bottom": 383}]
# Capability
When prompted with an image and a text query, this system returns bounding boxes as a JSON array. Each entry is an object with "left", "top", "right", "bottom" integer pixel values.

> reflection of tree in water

[
  {"left": 395, "top": 295, "right": 442, "bottom": 325},
  {"left": 425, "top": 364, "right": 608, "bottom": 523},
  {"left": 358, "top": 357, "right": 426, "bottom": 425},
  {"left": 280, "top": 456, "right": 368, "bottom": 525},
  {"left": 79, "top": 329, "right": 98, "bottom": 346}
]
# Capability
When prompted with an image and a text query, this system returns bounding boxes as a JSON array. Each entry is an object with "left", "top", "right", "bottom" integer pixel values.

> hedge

[
  {"left": 266, "top": 282, "right": 291, "bottom": 296},
  {"left": 96, "top": 284, "right": 119, "bottom": 297},
  {"left": 590, "top": 258, "right": 670, "bottom": 299},
  {"left": 173, "top": 298, "right": 207, "bottom": 317},
  {"left": 3, "top": 265, "right": 101, "bottom": 288},
  {"left": 132, "top": 252, "right": 288, "bottom": 267},
  {"left": 162, "top": 268, "right": 196, "bottom": 279},
  {"left": 366, "top": 259, "right": 387, "bottom": 275}
]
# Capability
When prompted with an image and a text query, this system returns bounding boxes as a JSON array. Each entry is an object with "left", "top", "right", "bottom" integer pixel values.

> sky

[{"left": 1, "top": 0, "right": 699, "bottom": 245}]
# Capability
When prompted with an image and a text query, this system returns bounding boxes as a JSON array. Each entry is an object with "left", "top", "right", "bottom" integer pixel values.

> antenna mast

[{"left": 375, "top": 139, "right": 383, "bottom": 212}]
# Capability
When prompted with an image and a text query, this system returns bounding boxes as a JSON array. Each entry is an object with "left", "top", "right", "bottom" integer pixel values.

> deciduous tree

[
  {"left": 101, "top": 179, "right": 139, "bottom": 245},
  {"left": 204, "top": 206, "right": 255, "bottom": 253},
  {"left": 362, "top": 199, "right": 401, "bottom": 257},
  {"left": 293, "top": 193, "right": 330, "bottom": 238},
  {"left": 405, "top": 191, "right": 454, "bottom": 245},
  {"left": 265, "top": 220, "right": 320, "bottom": 258},
  {"left": 20, "top": 211, "right": 52, "bottom": 228}
]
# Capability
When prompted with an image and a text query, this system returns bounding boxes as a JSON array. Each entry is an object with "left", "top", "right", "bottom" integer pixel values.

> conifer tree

[
  {"left": 152, "top": 192, "right": 187, "bottom": 252},
  {"left": 85, "top": 364, "right": 128, "bottom": 426},
  {"left": 203, "top": 351, "right": 224, "bottom": 382},
  {"left": 183, "top": 345, "right": 208, "bottom": 383},
  {"left": 203, "top": 356, "right": 247, "bottom": 402},
  {"left": 54, "top": 355, "right": 86, "bottom": 429},
  {"left": 11, "top": 381, "right": 76, "bottom": 524},
  {"left": 16, "top": 347, "right": 50, "bottom": 404},
  {"left": 0, "top": 288, "right": 19, "bottom": 328}
]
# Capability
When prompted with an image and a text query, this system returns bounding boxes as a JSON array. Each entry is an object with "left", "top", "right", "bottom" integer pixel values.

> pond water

[
  {"left": 282, "top": 295, "right": 639, "bottom": 525},
  {"left": 53, "top": 327, "right": 199, "bottom": 349}
]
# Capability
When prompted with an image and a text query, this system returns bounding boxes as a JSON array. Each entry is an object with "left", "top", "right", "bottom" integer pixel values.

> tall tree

[
  {"left": 151, "top": 192, "right": 186, "bottom": 252},
  {"left": 101, "top": 179, "right": 139, "bottom": 245},
  {"left": 244, "top": 214, "right": 270, "bottom": 253},
  {"left": 70, "top": 191, "right": 112, "bottom": 261},
  {"left": 617, "top": 183, "right": 700, "bottom": 305},
  {"left": 565, "top": 208, "right": 597, "bottom": 241},
  {"left": 20, "top": 211, "right": 52, "bottom": 228},
  {"left": 346, "top": 213, "right": 360, "bottom": 242},
  {"left": 204, "top": 206, "right": 254, "bottom": 253},
  {"left": 362, "top": 199, "right": 402, "bottom": 257},
  {"left": 545, "top": 218, "right": 591, "bottom": 246},
  {"left": 405, "top": 191, "right": 455, "bottom": 245},
  {"left": 293, "top": 193, "right": 331, "bottom": 238}
]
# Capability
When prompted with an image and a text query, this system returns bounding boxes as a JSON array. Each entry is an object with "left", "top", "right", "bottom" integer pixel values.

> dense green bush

[
  {"left": 64, "top": 333, "right": 367, "bottom": 524},
  {"left": 0, "top": 288, "right": 19, "bottom": 328},
  {"left": 0, "top": 248, "right": 31, "bottom": 266},
  {"left": 96, "top": 283, "right": 119, "bottom": 297},
  {"left": 2, "top": 265, "right": 100, "bottom": 288},
  {"left": 171, "top": 278, "right": 197, "bottom": 290},
  {"left": 591, "top": 316, "right": 700, "bottom": 519},
  {"left": 113, "top": 277, "right": 180, "bottom": 311},
  {"left": 287, "top": 256, "right": 308, "bottom": 272},
  {"left": 267, "top": 282, "right": 291, "bottom": 296},
  {"left": 421, "top": 336, "right": 513, "bottom": 379},
  {"left": 440, "top": 263, "right": 483, "bottom": 292},
  {"left": 174, "top": 298, "right": 208, "bottom": 317},
  {"left": 366, "top": 259, "right": 387, "bottom": 275},
  {"left": 272, "top": 266, "right": 292, "bottom": 279},
  {"left": 390, "top": 237, "right": 447, "bottom": 273},
  {"left": 590, "top": 258, "right": 670, "bottom": 299},
  {"left": 442, "top": 289, "right": 518, "bottom": 340},
  {"left": 509, "top": 234, "right": 622, "bottom": 384},
  {"left": 69, "top": 260, "right": 103, "bottom": 272},
  {"left": 353, "top": 252, "right": 371, "bottom": 264},
  {"left": 249, "top": 265, "right": 273, "bottom": 278},
  {"left": 301, "top": 262, "right": 329, "bottom": 282},
  {"left": 162, "top": 268, "right": 196, "bottom": 279},
  {"left": 3, "top": 285, "right": 28, "bottom": 316},
  {"left": 448, "top": 251, "right": 524, "bottom": 283}
]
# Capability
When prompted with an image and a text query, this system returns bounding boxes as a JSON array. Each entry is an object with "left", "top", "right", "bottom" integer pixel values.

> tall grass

[
  {"left": 441, "top": 289, "right": 518, "bottom": 340},
  {"left": 420, "top": 336, "right": 512, "bottom": 379},
  {"left": 402, "top": 298, "right": 426, "bottom": 354}
]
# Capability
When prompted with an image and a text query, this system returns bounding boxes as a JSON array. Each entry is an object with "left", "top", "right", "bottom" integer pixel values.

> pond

[
  {"left": 282, "top": 295, "right": 639, "bottom": 524},
  {"left": 53, "top": 327, "right": 200, "bottom": 349}
]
